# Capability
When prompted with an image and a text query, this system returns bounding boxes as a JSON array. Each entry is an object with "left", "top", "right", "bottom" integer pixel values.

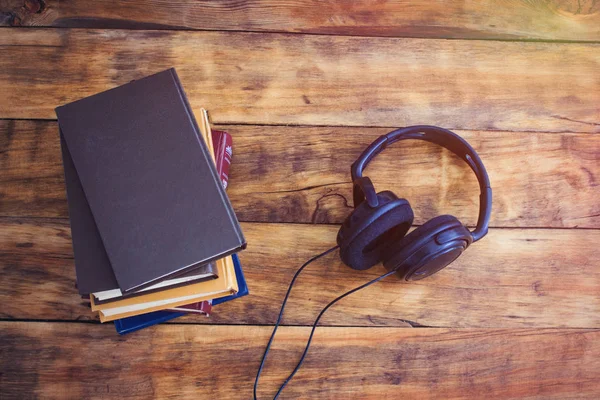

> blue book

[{"left": 115, "top": 254, "right": 248, "bottom": 335}]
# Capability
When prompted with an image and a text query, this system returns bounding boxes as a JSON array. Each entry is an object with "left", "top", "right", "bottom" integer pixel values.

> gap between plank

[
  {"left": 1, "top": 215, "right": 599, "bottom": 231},
  {"left": 0, "top": 318, "right": 440, "bottom": 328},
  {"left": 0, "top": 117, "right": 598, "bottom": 135},
  {"left": 1, "top": 25, "right": 599, "bottom": 45}
]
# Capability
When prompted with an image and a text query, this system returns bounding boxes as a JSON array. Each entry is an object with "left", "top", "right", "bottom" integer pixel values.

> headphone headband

[{"left": 351, "top": 125, "right": 492, "bottom": 242}]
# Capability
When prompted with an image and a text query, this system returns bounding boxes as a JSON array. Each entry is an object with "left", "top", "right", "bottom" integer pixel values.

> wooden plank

[
  {"left": 1, "top": 218, "right": 599, "bottom": 328},
  {"left": 0, "top": 121, "right": 67, "bottom": 220},
  {"left": 2, "top": 120, "right": 600, "bottom": 228},
  {"left": 1, "top": 0, "right": 599, "bottom": 41},
  {"left": 1, "top": 322, "right": 599, "bottom": 399},
  {"left": 1, "top": 29, "right": 598, "bottom": 131}
]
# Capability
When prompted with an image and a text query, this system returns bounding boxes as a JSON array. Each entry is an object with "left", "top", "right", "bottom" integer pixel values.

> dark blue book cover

[{"left": 115, "top": 254, "right": 248, "bottom": 335}]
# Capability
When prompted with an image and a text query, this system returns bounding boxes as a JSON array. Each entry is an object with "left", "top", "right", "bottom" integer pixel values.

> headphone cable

[{"left": 253, "top": 245, "right": 398, "bottom": 399}]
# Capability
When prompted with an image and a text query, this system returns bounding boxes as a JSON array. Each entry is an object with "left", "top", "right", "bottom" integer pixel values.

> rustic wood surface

[
  {"left": 2, "top": 120, "right": 600, "bottom": 227},
  {"left": 2, "top": 218, "right": 600, "bottom": 328},
  {"left": 1, "top": 1, "right": 599, "bottom": 399},
  {"left": 1, "top": 29, "right": 599, "bottom": 131},
  {"left": 1, "top": 0, "right": 599, "bottom": 41},
  {"left": 2, "top": 322, "right": 600, "bottom": 399}
]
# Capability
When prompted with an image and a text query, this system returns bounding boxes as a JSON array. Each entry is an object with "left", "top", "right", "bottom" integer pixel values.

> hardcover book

[
  {"left": 90, "top": 262, "right": 218, "bottom": 304},
  {"left": 92, "top": 255, "right": 238, "bottom": 322},
  {"left": 114, "top": 254, "right": 248, "bottom": 334},
  {"left": 60, "top": 130, "right": 219, "bottom": 298},
  {"left": 90, "top": 111, "right": 239, "bottom": 323},
  {"left": 112, "top": 124, "right": 247, "bottom": 333},
  {"left": 56, "top": 68, "right": 245, "bottom": 293}
]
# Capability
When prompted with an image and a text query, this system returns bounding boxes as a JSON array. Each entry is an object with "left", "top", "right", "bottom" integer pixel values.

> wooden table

[{"left": 1, "top": 1, "right": 599, "bottom": 399}]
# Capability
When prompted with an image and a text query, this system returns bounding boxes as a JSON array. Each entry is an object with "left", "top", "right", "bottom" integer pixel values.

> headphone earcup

[
  {"left": 337, "top": 191, "right": 414, "bottom": 270},
  {"left": 383, "top": 215, "right": 472, "bottom": 280}
]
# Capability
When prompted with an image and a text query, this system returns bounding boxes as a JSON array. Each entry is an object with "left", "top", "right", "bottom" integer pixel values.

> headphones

[
  {"left": 255, "top": 126, "right": 492, "bottom": 399},
  {"left": 337, "top": 125, "right": 492, "bottom": 280}
]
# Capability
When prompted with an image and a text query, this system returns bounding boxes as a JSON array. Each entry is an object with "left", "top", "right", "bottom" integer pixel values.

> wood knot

[
  {"left": 551, "top": 0, "right": 599, "bottom": 15},
  {"left": 532, "top": 280, "right": 545, "bottom": 297},
  {"left": 0, "top": 12, "right": 20, "bottom": 26},
  {"left": 24, "top": 0, "right": 45, "bottom": 14}
]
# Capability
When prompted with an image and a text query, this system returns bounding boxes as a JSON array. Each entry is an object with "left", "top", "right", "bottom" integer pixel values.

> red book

[
  {"left": 211, "top": 130, "right": 233, "bottom": 190},
  {"left": 169, "top": 300, "right": 212, "bottom": 315},
  {"left": 166, "top": 129, "right": 233, "bottom": 315}
]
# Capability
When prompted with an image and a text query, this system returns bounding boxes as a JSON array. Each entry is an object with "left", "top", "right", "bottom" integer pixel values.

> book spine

[{"left": 211, "top": 130, "right": 233, "bottom": 190}]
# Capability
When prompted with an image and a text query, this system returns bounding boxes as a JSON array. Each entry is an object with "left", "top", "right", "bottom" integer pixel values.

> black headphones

[
  {"left": 337, "top": 125, "right": 492, "bottom": 280},
  {"left": 255, "top": 126, "right": 492, "bottom": 399}
]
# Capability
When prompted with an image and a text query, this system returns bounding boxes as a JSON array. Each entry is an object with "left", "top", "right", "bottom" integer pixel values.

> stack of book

[{"left": 56, "top": 69, "right": 248, "bottom": 334}]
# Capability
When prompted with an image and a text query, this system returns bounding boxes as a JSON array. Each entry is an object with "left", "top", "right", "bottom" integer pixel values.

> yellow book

[
  {"left": 92, "top": 256, "right": 238, "bottom": 322},
  {"left": 199, "top": 108, "right": 214, "bottom": 152}
]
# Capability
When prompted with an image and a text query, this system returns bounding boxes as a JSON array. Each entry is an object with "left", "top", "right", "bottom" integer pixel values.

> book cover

[
  {"left": 110, "top": 107, "right": 246, "bottom": 330},
  {"left": 56, "top": 68, "right": 245, "bottom": 293},
  {"left": 60, "top": 132, "right": 218, "bottom": 297}
]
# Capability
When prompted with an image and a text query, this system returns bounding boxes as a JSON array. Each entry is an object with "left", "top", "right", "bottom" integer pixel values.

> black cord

[
  {"left": 253, "top": 245, "right": 398, "bottom": 399},
  {"left": 253, "top": 245, "right": 339, "bottom": 400}
]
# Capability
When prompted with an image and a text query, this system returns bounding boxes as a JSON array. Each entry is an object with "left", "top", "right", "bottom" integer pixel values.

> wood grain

[
  {"left": 1, "top": 322, "right": 599, "bottom": 399},
  {"left": 1, "top": 29, "right": 599, "bottom": 131},
  {"left": 1, "top": 0, "right": 599, "bottom": 41},
  {"left": 2, "top": 120, "right": 599, "bottom": 228},
  {"left": 2, "top": 218, "right": 599, "bottom": 328},
  {"left": 0, "top": 3, "right": 598, "bottom": 397}
]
